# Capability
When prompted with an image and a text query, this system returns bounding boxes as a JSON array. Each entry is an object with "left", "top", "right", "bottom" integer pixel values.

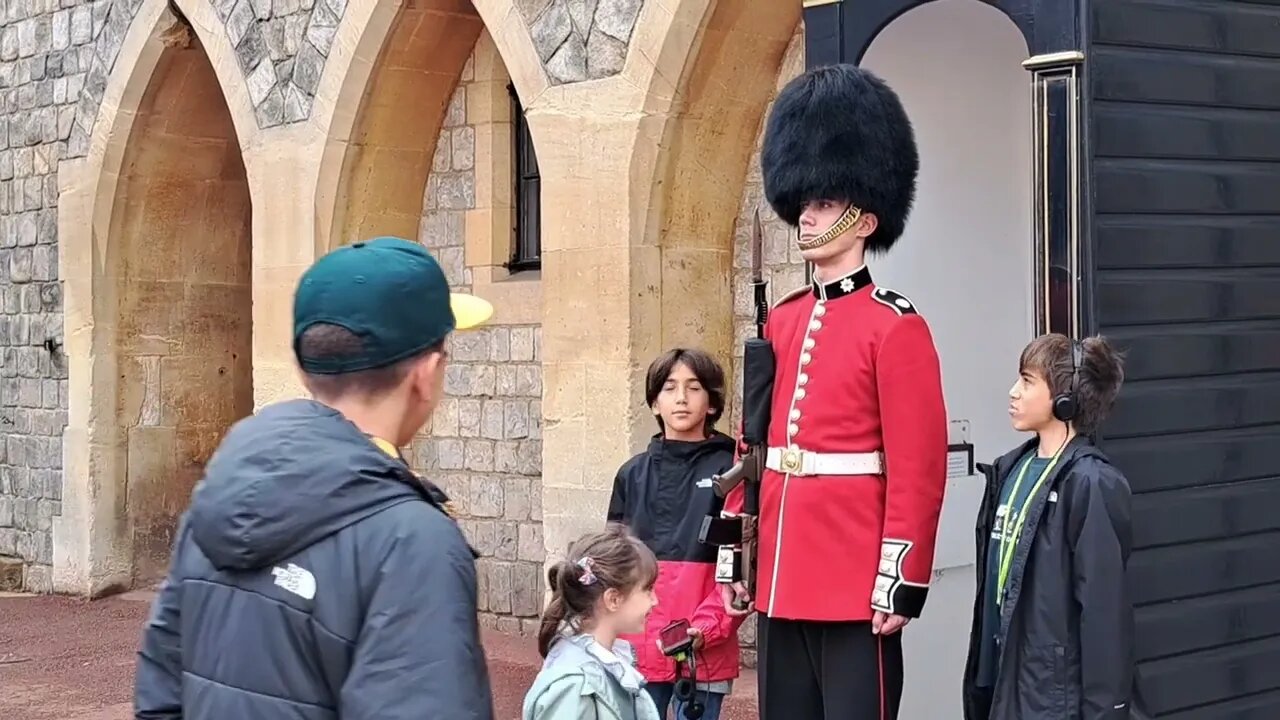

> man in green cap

[{"left": 134, "top": 237, "right": 497, "bottom": 720}]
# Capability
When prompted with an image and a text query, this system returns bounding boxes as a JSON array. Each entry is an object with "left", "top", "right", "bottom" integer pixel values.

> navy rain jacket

[
  {"left": 962, "top": 436, "right": 1135, "bottom": 720},
  {"left": 133, "top": 399, "right": 493, "bottom": 720}
]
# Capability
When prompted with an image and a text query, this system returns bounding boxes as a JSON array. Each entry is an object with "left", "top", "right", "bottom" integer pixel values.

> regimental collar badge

[{"left": 812, "top": 265, "right": 873, "bottom": 302}]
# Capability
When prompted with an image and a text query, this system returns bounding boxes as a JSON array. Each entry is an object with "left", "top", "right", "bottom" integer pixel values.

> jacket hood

[
  {"left": 188, "top": 399, "right": 430, "bottom": 571},
  {"left": 544, "top": 635, "right": 643, "bottom": 694},
  {"left": 645, "top": 431, "right": 737, "bottom": 463}
]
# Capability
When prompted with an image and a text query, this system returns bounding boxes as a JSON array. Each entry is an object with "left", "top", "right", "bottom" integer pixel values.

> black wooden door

[{"left": 1087, "top": 1, "right": 1280, "bottom": 718}]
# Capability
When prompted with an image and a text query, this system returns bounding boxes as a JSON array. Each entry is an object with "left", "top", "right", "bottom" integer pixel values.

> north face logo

[{"left": 272, "top": 563, "right": 317, "bottom": 600}]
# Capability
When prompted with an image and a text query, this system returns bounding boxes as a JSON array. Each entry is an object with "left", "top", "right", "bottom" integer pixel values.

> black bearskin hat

[{"left": 761, "top": 64, "right": 919, "bottom": 254}]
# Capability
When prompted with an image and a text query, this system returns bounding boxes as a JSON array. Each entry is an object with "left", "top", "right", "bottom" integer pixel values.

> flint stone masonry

[
  {"left": 411, "top": 68, "right": 545, "bottom": 633},
  {"left": 61, "top": 0, "right": 150, "bottom": 160},
  {"left": 211, "top": 0, "right": 348, "bottom": 127},
  {"left": 519, "top": 0, "right": 642, "bottom": 84},
  {"left": 425, "top": 327, "right": 545, "bottom": 633}
]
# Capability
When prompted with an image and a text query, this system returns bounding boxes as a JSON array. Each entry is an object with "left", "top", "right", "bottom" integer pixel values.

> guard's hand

[
  {"left": 721, "top": 582, "right": 754, "bottom": 616},
  {"left": 872, "top": 611, "right": 910, "bottom": 635}
]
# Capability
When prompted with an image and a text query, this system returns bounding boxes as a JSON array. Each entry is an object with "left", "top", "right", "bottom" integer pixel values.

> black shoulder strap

[{"left": 872, "top": 287, "right": 918, "bottom": 316}]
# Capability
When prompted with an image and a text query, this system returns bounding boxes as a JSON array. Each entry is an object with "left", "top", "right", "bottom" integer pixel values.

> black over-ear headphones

[{"left": 1052, "top": 339, "right": 1083, "bottom": 423}]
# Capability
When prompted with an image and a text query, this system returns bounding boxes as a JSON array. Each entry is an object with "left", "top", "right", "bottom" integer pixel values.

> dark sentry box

[{"left": 806, "top": 0, "right": 1280, "bottom": 717}]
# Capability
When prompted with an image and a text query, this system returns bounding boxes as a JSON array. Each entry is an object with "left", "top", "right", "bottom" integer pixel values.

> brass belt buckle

[{"left": 780, "top": 447, "right": 803, "bottom": 474}]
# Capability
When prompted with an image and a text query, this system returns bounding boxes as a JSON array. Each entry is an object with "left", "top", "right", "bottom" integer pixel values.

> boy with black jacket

[
  {"left": 608, "top": 348, "right": 745, "bottom": 720},
  {"left": 963, "top": 333, "right": 1134, "bottom": 720}
]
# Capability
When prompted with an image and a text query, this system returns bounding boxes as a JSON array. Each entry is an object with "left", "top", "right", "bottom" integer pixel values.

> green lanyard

[{"left": 995, "top": 448, "right": 1064, "bottom": 605}]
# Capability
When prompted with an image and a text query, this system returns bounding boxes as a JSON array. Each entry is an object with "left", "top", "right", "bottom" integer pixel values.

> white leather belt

[{"left": 766, "top": 446, "right": 884, "bottom": 476}]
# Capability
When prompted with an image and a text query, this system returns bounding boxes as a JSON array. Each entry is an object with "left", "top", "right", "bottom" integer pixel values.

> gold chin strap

[{"left": 797, "top": 205, "right": 862, "bottom": 251}]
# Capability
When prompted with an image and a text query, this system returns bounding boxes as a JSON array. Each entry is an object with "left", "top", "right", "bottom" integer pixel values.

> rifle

[{"left": 699, "top": 209, "right": 775, "bottom": 609}]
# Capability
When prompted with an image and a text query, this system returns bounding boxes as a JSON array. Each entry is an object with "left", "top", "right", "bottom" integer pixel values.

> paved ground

[{"left": 0, "top": 591, "right": 757, "bottom": 719}]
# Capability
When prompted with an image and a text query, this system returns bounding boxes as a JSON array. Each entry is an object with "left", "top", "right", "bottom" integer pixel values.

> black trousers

[{"left": 757, "top": 616, "right": 905, "bottom": 720}]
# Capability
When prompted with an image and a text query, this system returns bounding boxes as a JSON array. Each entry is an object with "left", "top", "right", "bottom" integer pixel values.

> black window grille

[{"left": 510, "top": 85, "right": 540, "bottom": 271}]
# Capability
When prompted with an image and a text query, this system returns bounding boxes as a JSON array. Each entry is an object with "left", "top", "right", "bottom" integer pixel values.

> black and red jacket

[{"left": 607, "top": 431, "right": 745, "bottom": 683}]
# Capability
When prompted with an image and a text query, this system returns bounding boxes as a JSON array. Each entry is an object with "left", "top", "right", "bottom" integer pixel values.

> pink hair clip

[{"left": 577, "top": 556, "right": 597, "bottom": 585}]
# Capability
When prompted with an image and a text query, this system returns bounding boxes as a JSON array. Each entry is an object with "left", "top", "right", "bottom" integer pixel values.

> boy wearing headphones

[{"left": 962, "top": 333, "right": 1135, "bottom": 720}]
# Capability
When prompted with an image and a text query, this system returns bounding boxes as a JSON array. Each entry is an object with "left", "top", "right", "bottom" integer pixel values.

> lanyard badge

[{"left": 995, "top": 448, "right": 1064, "bottom": 605}]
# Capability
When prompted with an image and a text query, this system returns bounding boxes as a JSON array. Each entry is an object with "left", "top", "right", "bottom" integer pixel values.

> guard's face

[
  {"left": 797, "top": 199, "right": 877, "bottom": 263},
  {"left": 799, "top": 199, "right": 848, "bottom": 236},
  {"left": 1009, "top": 368, "right": 1053, "bottom": 433},
  {"left": 653, "top": 361, "right": 715, "bottom": 439}
]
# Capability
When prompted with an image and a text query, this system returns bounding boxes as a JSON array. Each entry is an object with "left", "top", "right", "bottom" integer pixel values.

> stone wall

[
  {"left": 519, "top": 0, "right": 643, "bottom": 84},
  {"left": 412, "top": 53, "right": 546, "bottom": 634},
  {"left": 0, "top": 0, "right": 108, "bottom": 590},
  {"left": 212, "top": 0, "right": 349, "bottom": 127}
]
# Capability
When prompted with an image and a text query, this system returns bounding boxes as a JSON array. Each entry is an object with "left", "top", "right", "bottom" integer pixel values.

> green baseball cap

[{"left": 293, "top": 236, "right": 493, "bottom": 374}]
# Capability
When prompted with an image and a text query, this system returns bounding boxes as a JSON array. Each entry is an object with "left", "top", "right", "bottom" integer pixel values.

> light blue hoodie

[{"left": 523, "top": 634, "right": 664, "bottom": 720}]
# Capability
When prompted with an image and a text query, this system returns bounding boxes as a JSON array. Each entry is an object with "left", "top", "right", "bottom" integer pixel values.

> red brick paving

[{"left": 0, "top": 592, "right": 757, "bottom": 719}]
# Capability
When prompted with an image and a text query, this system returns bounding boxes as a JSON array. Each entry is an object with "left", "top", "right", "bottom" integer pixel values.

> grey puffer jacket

[
  {"left": 133, "top": 399, "right": 493, "bottom": 720},
  {"left": 962, "top": 437, "right": 1136, "bottom": 720}
]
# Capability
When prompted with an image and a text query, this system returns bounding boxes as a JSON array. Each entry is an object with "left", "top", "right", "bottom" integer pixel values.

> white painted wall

[{"left": 861, "top": 1, "right": 1033, "bottom": 717}]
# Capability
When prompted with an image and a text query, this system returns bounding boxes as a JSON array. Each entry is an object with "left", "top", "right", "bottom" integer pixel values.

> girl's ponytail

[
  {"left": 535, "top": 524, "right": 660, "bottom": 657},
  {"left": 537, "top": 561, "right": 571, "bottom": 657}
]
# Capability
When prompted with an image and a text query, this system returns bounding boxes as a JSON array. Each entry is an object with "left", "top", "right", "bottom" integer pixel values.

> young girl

[
  {"left": 523, "top": 524, "right": 664, "bottom": 720},
  {"left": 608, "top": 348, "right": 744, "bottom": 720}
]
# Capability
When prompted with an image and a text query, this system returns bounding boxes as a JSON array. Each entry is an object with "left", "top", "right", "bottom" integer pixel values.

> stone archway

[
  {"left": 112, "top": 29, "right": 254, "bottom": 588},
  {"left": 645, "top": 2, "right": 803, "bottom": 365},
  {"left": 515, "top": 0, "right": 803, "bottom": 571},
  {"left": 323, "top": 2, "right": 485, "bottom": 249},
  {"left": 54, "top": 4, "right": 255, "bottom": 596},
  {"left": 316, "top": 0, "right": 548, "bottom": 629}
]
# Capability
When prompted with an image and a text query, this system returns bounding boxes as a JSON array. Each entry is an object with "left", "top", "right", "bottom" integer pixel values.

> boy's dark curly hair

[{"left": 1019, "top": 334, "right": 1126, "bottom": 436}]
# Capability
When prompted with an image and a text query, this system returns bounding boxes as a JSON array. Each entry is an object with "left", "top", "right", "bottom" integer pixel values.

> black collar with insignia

[{"left": 811, "top": 265, "right": 873, "bottom": 301}]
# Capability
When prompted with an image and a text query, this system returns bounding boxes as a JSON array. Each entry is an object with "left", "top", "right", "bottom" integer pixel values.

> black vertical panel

[
  {"left": 802, "top": 2, "right": 843, "bottom": 68},
  {"left": 1043, "top": 77, "right": 1075, "bottom": 335},
  {"left": 1023, "top": 49, "right": 1088, "bottom": 340},
  {"left": 510, "top": 86, "right": 540, "bottom": 271},
  {"left": 1088, "top": 0, "right": 1280, "bottom": 717}
]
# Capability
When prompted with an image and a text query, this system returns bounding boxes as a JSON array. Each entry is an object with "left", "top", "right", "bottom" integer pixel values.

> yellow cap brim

[{"left": 451, "top": 292, "right": 494, "bottom": 330}]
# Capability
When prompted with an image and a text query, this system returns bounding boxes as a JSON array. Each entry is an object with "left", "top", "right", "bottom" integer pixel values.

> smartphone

[{"left": 659, "top": 618, "right": 695, "bottom": 657}]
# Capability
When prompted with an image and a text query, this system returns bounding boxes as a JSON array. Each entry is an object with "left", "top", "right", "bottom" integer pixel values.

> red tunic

[{"left": 729, "top": 265, "right": 948, "bottom": 622}]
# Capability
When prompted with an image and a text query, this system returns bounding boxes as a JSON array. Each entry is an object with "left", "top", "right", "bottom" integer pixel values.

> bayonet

[
  {"left": 751, "top": 208, "right": 769, "bottom": 339},
  {"left": 751, "top": 208, "right": 764, "bottom": 284}
]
